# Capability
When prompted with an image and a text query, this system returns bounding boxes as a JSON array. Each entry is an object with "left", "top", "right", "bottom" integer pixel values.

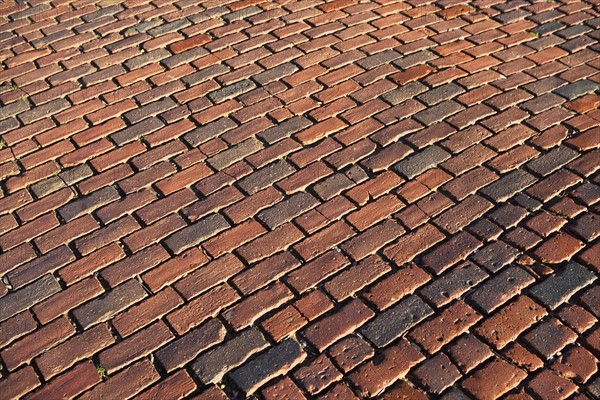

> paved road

[{"left": 0, "top": 0, "right": 598, "bottom": 398}]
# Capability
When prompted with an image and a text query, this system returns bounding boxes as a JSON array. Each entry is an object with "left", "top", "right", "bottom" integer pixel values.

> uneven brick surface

[{"left": 0, "top": 0, "right": 599, "bottom": 399}]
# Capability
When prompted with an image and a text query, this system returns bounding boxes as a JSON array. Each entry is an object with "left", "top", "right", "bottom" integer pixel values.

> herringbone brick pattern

[{"left": 0, "top": 0, "right": 599, "bottom": 398}]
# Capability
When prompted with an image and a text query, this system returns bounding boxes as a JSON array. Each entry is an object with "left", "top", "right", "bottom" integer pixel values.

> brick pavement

[{"left": 0, "top": 0, "right": 599, "bottom": 398}]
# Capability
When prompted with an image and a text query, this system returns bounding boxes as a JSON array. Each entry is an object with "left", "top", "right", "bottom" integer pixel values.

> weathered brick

[
  {"left": 72, "top": 279, "right": 147, "bottom": 329},
  {"left": 238, "top": 160, "right": 296, "bottom": 195},
  {"left": 523, "top": 318, "right": 578, "bottom": 359},
  {"left": 237, "top": 222, "right": 304, "bottom": 264},
  {"left": 224, "top": 282, "right": 294, "bottom": 330},
  {"left": 258, "top": 192, "right": 319, "bottom": 229},
  {"left": 32, "top": 276, "right": 104, "bottom": 324},
  {"left": 229, "top": 339, "right": 306, "bottom": 395},
  {"left": 25, "top": 361, "right": 100, "bottom": 400},
  {"left": 35, "top": 323, "right": 113, "bottom": 380},
  {"left": 393, "top": 145, "right": 451, "bottom": 179},
  {"left": 475, "top": 296, "right": 547, "bottom": 349},
  {"left": 480, "top": 169, "right": 537, "bottom": 202},
  {"left": 286, "top": 250, "right": 350, "bottom": 294},
  {"left": 8, "top": 245, "right": 75, "bottom": 289},
  {"left": 349, "top": 339, "right": 424, "bottom": 398},
  {"left": 361, "top": 295, "right": 433, "bottom": 348},
  {"left": 529, "top": 262, "right": 596, "bottom": 310},
  {"left": 1, "top": 316, "right": 75, "bottom": 371},
  {"left": 469, "top": 266, "right": 535, "bottom": 313},
  {"left": 422, "top": 232, "right": 482, "bottom": 275},
  {"left": 191, "top": 328, "right": 268, "bottom": 384},
  {"left": 0, "top": 366, "right": 40, "bottom": 399},
  {"left": 98, "top": 321, "right": 174, "bottom": 373},
  {"left": 57, "top": 186, "right": 120, "bottom": 222},
  {"left": 461, "top": 358, "right": 527, "bottom": 400},
  {"left": 419, "top": 262, "right": 488, "bottom": 308},
  {"left": 413, "top": 353, "right": 462, "bottom": 394},
  {"left": 0, "top": 274, "right": 61, "bottom": 323},
  {"left": 164, "top": 213, "right": 230, "bottom": 254},
  {"left": 302, "top": 299, "right": 374, "bottom": 351},
  {"left": 112, "top": 286, "right": 183, "bottom": 337},
  {"left": 78, "top": 359, "right": 160, "bottom": 400},
  {"left": 293, "top": 353, "right": 342, "bottom": 395}
]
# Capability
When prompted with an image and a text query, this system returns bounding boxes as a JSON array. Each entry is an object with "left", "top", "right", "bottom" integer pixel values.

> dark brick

[
  {"left": 418, "top": 83, "right": 465, "bottom": 106},
  {"left": 208, "top": 79, "right": 256, "bottom": 103},
  {"left": 413, "top": 100, "right": 464, "bottom": 126},
  {"left": 469, "top": 266, "right": 535, "bottom": 313},
  {"left": 393, "top": 145, "right": 451, "bottom": 180},
  {"left": 313, "top": 173, "right": 354, "bottom": 200},
  {"left": 0, "top": 274, "right": 61, "bottom": 323},
  {"left": 57, "top": 186, "right": 120, "bottom": 222},
  {"left": 164, "top": 213, "right": 230, "bottom": 254},
  {"left": 328, "top": 335, "right": 374, "bottom": 373},
  {"left": 480, "top": 169, "right": 537, "bottom": 202},
  {"left": 184, "top": 117, "right": 237, "bottom": 147},
  {"left": 191, "top": 328, "right": 268, "bottom": 384},
  {"left": 523, "top": 318, "right": 578, "bottom": 359},
  {"left": 72, "top": 279, "right": 147, "bottom": 329},
  {"left": 229, "top": 339, "right": 306, "bottom": 395},
  {"left": 412, "top": 353, "right": 461, "bottom": 394},
  {"left": 238, "top": 160, "right": 296, "bottom": 195},
  {"left": 258, "top": 192, "right": 319, "bottom": 229},
  {"left": 526, "top": 146, "right": 579, "bottom": 177},
  {"left": 529, "top": 262, "right": 597, "bottom": 310},
  {"left": 18, "top": 99, "right": 69, "bottom": 125},
  {"left": 258, "top": 116, "right": 311, "bottom": 144},
  {"left": 554, "top": 79, "right": 599, "bottom": 100},
  {"left": 471, "top": 241, "right": 520, "bottom": 273},
  {"left": 381, "top": 82, "right": 428, "bottom": 105},
  {"left": 360, "top": 295, "right": 433, "bottom": 348},
  {"left": 419, "top": 262, "right": 489, "bottom": 308}
]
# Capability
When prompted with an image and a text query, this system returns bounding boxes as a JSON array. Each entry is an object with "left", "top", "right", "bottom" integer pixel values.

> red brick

[
  {"left": 32, "top": 276, "right": 104, "bottom": 324},
  {"left": 294, "top": 290, "right": 334, "bottom": 322},
  {"left": 136, "top": 370, "right": 197, "bottom": 400},
  {"left": 409, "top": 301, "right": 481, "bottom": 353},
  {"left": 475, "top": 296, "right": 547, "bottom": 349},
  {"left": 293, "top": 221, "right": 354, "bottom": 261},
  {"left": 462, "top": 358, "right": 527, "bottom": 400},
  {"left": 390, "top": 64, "right": 436, "bottom": 85},
  {"left": 262, "top": 376, "right": 307, "bottom": 400},
  {"left": 0, "top": 311, "right": 37, "bottom": 349},
  {"left": 303, "top": 299, "right": 374, "bottom": 351},
  {"left": 501, "top": 342, "right": 544, "bottom": 372},
  {"left": 527, "top": 370, "right": 578, "bottom": 400},
  {"left": 174, "top": 254, "right": 244, "bottom": 301},
  {"left": 384, "top": 223, "right": 446, "bottom": 265},
  {"left": 0, "top": 366, "right": 40, "bottom": 399},
  {"left": 167, "top": 284, "right": 239, "bottom": 335},
  {"left": 534, "top": 232, "right": 584, "bottom": 264},
  {"left": 142, "top": 247, "right": 209, "bottom": 293},
  {"left": 349, "top": 339, "right": 424, "bottom": 398},
  {"left": 169, "top": 33, "right": 210, "bottom": 54},
  {"left": 237, "top": 222, "right": 304, "bottom": 264},
  {"left": 224, "top": 282, "right": 294, "bottom": 330},
  {"left": 261, "top": 306, "right": 307, "bottom": 342},
  {"left": 1, "top": 316, "right": 75, "bottom": 371},
  {"left": 58, "top": 242, "right": 125, "bottom": 285},
  {"left": 35, "top": 323, "right": 114, "bottom": 380},
  {"left": 78, "top": 359, "right": 160, "bottom": 400},
  {"left": 25, "top": 361, "right": 101, "bottom": 400},
  {"left": 112, "top": 286, "right": 183, "bottom": 338},
  {"left": 98, "top": 321, "right": 174, "bottom": 373}
]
